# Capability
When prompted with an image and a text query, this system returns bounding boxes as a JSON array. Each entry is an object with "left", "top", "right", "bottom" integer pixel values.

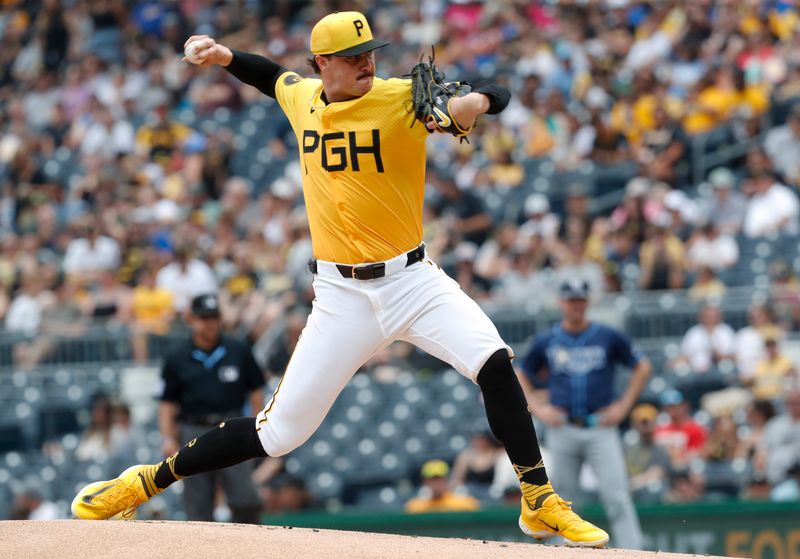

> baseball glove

[{"left": 407, "top": 49, "right": 473, "bottom": 140}]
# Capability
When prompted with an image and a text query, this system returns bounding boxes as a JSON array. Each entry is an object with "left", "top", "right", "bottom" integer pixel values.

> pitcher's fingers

[{"left": 183, "top": 35, "right": 210, "bottom": 49}]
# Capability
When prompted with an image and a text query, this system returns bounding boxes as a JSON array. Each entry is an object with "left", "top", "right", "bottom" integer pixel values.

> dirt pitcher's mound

[{"left": 0, "top": 520, "right": 732, "bottom": 559}]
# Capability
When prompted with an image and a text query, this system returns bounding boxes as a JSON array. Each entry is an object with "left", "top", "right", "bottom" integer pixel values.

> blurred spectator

[
  {"left": 405, "top": 460, "right": 480, "bottom": 514},
  {"left": 742, "top": 170, "right": 800, "bottom": 238},
  {"left": 749, "top": 335, "right": 797, "bottom": 400},
  {"left": 590, "top": 112, "right": 629, "bottom": 164},
  {"left": 5, "top": 271, "right": 49, "bottom": 336},
  {"left": 662, "top": 189, "right": 702, "bottom": 240},
  {"left": 135, "top": 104, "right": 192, "bottom": 166},
  {"left": 638, "top": 220, "right": 686, "bottom": 291},
  {"left": 758, "top": 389, "right": 800, "bottom": 485},
  {"left": 771, "top": 462, "right": 800, "bottom": 502},
  {"left": 688, "top": 266, "right": 727, "bottom": 303},
  {"left": 633, "top": 104, "right": 686, "bottom": 183},
  {"left": 769, "top": 260, "right": 800, "bottom": 330},
  {"left": 109, "top": 401, "right": 146, "bottom": 458},
  {"left": 736, "top": 400, "right": 777, "bottom": 475},
  {"left": 605, "top": 225, "right": 640, "bottom": 271},
  {"left": 701, "top": 167, "right": 747, "bottom": 235},
  {"left": 764, "top": 105, "right": 800, "bottom": 186},
  {"left": 685, "top": 223, "right": 739, "bottom": 272},
  {"left": 264, "top": 309, "right": 308, "bottom": 379},
  {"left": 610, "top": 178, "right": 651, "bottom": 244},
  {"left": 665, "top": 468, "right": 706, "bottom": 504},
  {"left": 519, "top": 193, "right": 559, "bottom": 241},
  {"left": 156, "top": 246, "right": 218, "bottom": 312},
  {"left": 14, "top": 278, "right": 87, "bottom": 369},
  {"left": 558, "top": 185, "right": 594, "bottom": 244},
  {"left": 677, "top": 305, "right": 736, "bottom": 374},
  {"left": 62, "top": 220, "right": 121, "bottom": 283},
  {"left": 625, "top": 404, "right": 671, "bottom": 498},
  {"left": 81, "top": 269, "right": 132, "bottom": 327},
  {"left": 260, "top": 473, "right": 313, "bottom": 514},
  {"left": 428, "top": 173, "right": 491, "bottom": 247},
  {"left": 743, "top": 474, "right": 773, "bottom": 501},
  {"left": 76, "top": 395, "right": 115, "bottom": 462},
  {"left": 449, "top": 242, "right": 492, "bottom": 300},
  {"left": 187, "top": 68, "right": 243, "bottom": 116},
  {"left": 8, "top": 488, "right": 61, "bottom": 520},
  {"left": 450, "top": 431, "right": 504, "bottom": 490},
  {"left": 474, "top": 223, "right": 517, "bottom": 282},
  {"left": 130, "top": 267, "right": 174, "bottom": 363},
  {"left": 654, "top": 389, "right": 708, "bottom": 469},
  {"left": 703, "top": 414, "right": 740, "bottom": 463},
  {"left": 736, "top": 304, "right": 783, "bottom": 383}
]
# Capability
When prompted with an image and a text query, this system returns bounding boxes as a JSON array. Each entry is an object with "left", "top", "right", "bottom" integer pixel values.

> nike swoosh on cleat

[
  {"left": 541, "top": 519, "right": 559, "bottom": 533},
  {"left": 82, "top": 483, "right": 116, "bottom": 504}
]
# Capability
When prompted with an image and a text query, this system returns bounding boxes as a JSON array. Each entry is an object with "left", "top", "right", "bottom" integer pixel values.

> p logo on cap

[{"left": 310, "top": 11, "right": 390, "bottom": 56}]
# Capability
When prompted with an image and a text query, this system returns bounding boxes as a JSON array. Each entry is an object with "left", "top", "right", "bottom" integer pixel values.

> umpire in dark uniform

[
  {"left": 516, "top": 278, "right": 651, "bottom": 549},
  {"left": 159, "top": 293, "right": 265, "bottom": 523}
]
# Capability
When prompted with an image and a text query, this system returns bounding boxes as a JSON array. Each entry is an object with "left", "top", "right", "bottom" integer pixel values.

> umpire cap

[
  {"left": 558, "top": 278, "right": 589, "bottom": 300},
  {"left": 191, "top": 293, "right": 221, "bottom": 318}
]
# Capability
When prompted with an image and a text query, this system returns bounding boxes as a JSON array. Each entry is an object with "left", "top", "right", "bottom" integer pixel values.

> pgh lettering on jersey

[{"left": 275, "top": 71, "right": 429, "bottom": 264}]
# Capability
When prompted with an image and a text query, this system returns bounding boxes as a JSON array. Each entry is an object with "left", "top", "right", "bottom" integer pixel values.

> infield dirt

[{"left": 0, "top": 520, "right": 736, "bottom": 559}]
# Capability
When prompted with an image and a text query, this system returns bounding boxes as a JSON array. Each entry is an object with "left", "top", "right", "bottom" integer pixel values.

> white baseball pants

[{"left": 255, "top": 252, "right": 510, "bottom": 457}]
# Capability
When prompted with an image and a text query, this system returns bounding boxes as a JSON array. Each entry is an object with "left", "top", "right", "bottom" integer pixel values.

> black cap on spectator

[{"left": 191, "top": 293, "right": 221, "bottom": 317}]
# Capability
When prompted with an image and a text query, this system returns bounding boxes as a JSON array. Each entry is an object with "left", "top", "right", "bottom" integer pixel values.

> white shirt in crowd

[
  {"left": 686, "top": 234, "right": 739, "bottom": 270},
  {"left": 80, "top": 119, "right": 135, "bottom": 157},
  {"left": 156, "top": 259, "right": 218, "bottom": 312},
  {"left": 680, "top": 322, "right": 737, "bottom": 373},
  {"left": 5, "top": 294, "right": 42, "bottom": 335},
  {"left": 63, "top": 236, "right": 121, "bottom": 275},
  {"left": 764, "top": 125, "right": 800, "bottom": 184},
  {"left": 743, "top": 182, "right": 800, "bottom": 238},
  {"left": 519, "top": 213, "right": 560, "bottom": 240},
  {"left": 735, "top": 326, "right": 766, "bottom": 382}
]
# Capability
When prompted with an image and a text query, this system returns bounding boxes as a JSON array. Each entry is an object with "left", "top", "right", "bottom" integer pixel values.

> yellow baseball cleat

[
  {"left": 71, "top": 464, "right": 161, "bottom": 520},
  {"left": 519, "top": 494, "right": 610, "bottom": 548}
]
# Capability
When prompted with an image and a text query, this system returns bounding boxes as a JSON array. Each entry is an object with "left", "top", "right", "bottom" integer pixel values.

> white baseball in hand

[{"left": 184, "top": 40, "right": 209, "bottom": 64}]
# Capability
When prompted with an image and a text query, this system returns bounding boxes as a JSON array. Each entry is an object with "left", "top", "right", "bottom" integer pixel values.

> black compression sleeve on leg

[
  {"left": 155, "top": 417, "right": 267, "bottom": 487},
  {"left": 477, "top": 349, "right": 549, "bottom": 486}
]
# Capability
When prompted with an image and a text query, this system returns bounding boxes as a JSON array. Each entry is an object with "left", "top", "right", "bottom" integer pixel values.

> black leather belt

[{"left": 308, "top": 244, "right": 426, "bottom": 280}]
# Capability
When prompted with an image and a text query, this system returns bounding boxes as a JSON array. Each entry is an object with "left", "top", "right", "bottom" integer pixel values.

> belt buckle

[{"left": 351, "top": 266, "right": 358, "bottom": 279}]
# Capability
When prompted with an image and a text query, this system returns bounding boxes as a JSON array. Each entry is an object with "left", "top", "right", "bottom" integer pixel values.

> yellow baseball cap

[
  {"left": 310, "top": 11, "right": 390, "bottom": 56},
  {"left": 420, "top": 459, "right": 450, "bottom": 479}
]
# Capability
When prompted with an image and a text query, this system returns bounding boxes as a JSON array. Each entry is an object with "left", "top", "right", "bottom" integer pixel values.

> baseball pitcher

[{"left": 73, "top": 12, "right": 608, "bottom": 546}]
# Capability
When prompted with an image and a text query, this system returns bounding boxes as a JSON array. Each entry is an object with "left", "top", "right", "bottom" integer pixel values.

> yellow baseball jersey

[{"left": 274, "top": 71, "right": 429, "bottom": 263}]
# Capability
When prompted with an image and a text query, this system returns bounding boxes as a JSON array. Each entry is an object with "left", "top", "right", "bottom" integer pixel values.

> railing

[
  {"left": 0, "top": 325, "right": 189, "bottom": 369},
  {"left": 0, "top": 283, "right": 783, "bottom": 370}
]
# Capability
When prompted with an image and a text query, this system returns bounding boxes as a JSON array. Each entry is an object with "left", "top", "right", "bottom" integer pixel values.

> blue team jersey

[{"left": 520, "top": 322, "right": 644, "bottom": 420}]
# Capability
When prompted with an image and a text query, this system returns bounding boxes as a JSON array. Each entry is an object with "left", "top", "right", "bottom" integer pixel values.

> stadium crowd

[{"left": 2, "top": 0, "right": 800, "bottom": 518}]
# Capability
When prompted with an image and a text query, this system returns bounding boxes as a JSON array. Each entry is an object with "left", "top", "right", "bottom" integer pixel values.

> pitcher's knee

[
  {"left": 256, "top": 427, "right": 307, "bottom": 457},
  {"left": 476, "top": 348, "right": 514, "bottom": 388}
]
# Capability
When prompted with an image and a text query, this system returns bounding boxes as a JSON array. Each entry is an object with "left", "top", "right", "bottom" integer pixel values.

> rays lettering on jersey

[
  {"left": 302, "top": 129, "right": 385, "bottom": 173},
  {"left": 546, "top": 345, "right": 607, "bottom": 377}
]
